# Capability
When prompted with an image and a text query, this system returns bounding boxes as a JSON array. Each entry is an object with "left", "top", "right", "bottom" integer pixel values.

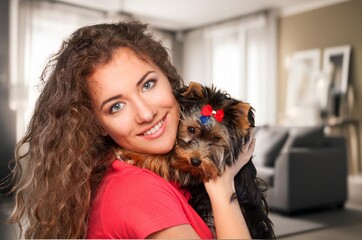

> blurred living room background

[{"left": 1, "top": 0, "right": 362, "bottom": 239}]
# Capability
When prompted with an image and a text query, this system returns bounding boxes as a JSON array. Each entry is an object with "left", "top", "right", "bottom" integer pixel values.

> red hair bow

[{"left": 201, "top": 104, "right": 224, "bottom": 123}]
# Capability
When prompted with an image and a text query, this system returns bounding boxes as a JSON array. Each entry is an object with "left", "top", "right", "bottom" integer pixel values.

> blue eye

[
  {"left": 143, "top": 80, "right": 156, "bottom": 91},
  {"left": 110, "top": 102, "right": 125, "bottom": 113}
]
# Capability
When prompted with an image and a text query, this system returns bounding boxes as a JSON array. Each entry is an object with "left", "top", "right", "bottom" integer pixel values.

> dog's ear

[
  {"left": 233, "top": 102, "right": 255, "bottom": 130},
  {"left": 181, "top": 81, "right": 204, "bottom": 98},
  {"left": 236, "top": 102, "right": 251, "bottom": 115}
]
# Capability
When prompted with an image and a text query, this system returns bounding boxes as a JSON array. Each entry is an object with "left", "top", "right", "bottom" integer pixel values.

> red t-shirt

[{"left": 86, "top": 160, "right": 213, "bottom": 239}]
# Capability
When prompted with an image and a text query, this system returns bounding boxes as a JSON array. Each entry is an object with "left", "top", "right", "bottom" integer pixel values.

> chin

[{"left": 153, "top": 141, "right": 175, "bottom": 154}]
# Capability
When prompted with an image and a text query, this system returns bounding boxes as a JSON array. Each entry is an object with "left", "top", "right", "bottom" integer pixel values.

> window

[{"left": 182, "top": 12, "right": 277, "bottom": 125}]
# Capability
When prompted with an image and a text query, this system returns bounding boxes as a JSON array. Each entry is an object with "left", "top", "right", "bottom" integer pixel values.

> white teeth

[{"left": 143, "top": 120, "right": 163, "bottom": 136}]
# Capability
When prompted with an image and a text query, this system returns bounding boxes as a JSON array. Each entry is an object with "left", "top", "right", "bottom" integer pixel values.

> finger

[
  {"left": 250, "top": 128, "right": 255, "bottom": 138},
  {"left": 242, "top": 134, "right": 255, "bottom": 152},
  {"left": 248, "top": 137, "right": 256, "bottom": 153},
  {"left": 236, "top": 138, "right": 256, "bottom": 167}
]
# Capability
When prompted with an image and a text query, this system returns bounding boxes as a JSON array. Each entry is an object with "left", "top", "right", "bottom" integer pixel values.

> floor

[
  {"left": 279, "top": 221, "right": 362, "bottom": 240},
  {"left": 279, "top": 175, "right": 362, "bottom": 239}
]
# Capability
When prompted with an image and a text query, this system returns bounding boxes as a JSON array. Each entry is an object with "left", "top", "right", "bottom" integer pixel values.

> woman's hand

[
  {"left": 205, "top": 133, "right": 256, "bottom": 196},
  {"left": 227, "top": 134, "right": 256, "bottom": 185},
  {"left": 204, "top": 132, "right": 255, "bottom": 239}
]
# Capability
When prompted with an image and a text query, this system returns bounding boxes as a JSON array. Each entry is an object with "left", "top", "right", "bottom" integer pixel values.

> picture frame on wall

[
  {"left": 323, "top": 45, "right": 351, "bottom": 94},
  {"left": 322, "top": 45, "right": 352, "bottom": 117},
  {"left": 284, "top": 48, "right": 321, "bottom": 125}
]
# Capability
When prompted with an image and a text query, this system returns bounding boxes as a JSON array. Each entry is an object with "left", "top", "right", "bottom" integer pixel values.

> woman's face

[{"left": 88, "top": 48, "right": 180, "bottom": 154}]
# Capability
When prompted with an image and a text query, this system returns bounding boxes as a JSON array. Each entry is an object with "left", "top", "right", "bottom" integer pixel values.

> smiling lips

[{"left": 143, "top": 119, "right": 164, "bottom": 136}]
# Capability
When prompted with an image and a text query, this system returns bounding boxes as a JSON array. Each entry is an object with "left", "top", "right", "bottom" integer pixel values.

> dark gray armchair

[{"left": 253, "top": 125, "right": 348, "bottom": 214}]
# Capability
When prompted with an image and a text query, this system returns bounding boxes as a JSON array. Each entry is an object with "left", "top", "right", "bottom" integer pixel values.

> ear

[
  {"left": 236, "top": 102, "right": 251, "bottom": 116},
  {"left": 181, "top": 81, "right": 204, "bottom": 98},
  {"left": 233, "top": 102, "right": 254, "bottom": 130}
]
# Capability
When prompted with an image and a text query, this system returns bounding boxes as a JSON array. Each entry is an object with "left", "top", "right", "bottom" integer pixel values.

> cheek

[
  {"left": 153, "top": 89, "right": 179, "bottom": 117},
  {"left": 169, "top": 96, "right": 180, "bottom": 126},
  {"left": 165, "top": 91, "right": 179, "bottom": 110},
  {"left": 99, "top": 115, "right": 132, "bottom": 141}
]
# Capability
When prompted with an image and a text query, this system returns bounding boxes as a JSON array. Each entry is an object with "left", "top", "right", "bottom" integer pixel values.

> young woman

[{"left": 8, "top": 21, "right": 255, "bottom": 239}]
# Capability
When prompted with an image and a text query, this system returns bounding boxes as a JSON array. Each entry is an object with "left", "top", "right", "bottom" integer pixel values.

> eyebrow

[{"left": 100, "top": 71, "right": 155, "bottom": 110}]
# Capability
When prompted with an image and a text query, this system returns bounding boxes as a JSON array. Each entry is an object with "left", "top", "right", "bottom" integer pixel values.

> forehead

[{"left": 87, "top": 48, "right": 155, "bottom": 93}]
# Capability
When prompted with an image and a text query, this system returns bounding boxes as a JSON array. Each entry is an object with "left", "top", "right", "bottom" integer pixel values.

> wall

[
  {"left": 0, "top": 0, "right": 16, "bottom": 193},
  {"left": 277, "top": 0, "right": 362, "bottom": 173},
  {"left": 278, "top": 0, "right": 361, "bottom": 120}
]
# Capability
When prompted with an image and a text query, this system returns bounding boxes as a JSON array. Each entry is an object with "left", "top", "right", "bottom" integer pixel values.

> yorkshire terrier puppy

[
  {"left": 117, "top": 82, "right": 275, "bottom": 239},
  {"left": 172, "top": 82, "right": 274, "bottom": 238}
]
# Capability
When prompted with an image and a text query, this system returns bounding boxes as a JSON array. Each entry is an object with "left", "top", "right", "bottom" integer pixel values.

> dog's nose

[{"left": 190, "top": 158, "right": 202, "bottom": 166}]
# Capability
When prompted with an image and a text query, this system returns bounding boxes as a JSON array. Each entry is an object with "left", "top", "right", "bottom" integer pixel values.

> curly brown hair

[{"left": 8, "top": 20, "right": 183, "bottom": 238}]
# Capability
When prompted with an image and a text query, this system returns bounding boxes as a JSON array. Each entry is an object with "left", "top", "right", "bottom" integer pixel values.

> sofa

[{"left": 253, "top": 125, "right": 348, "bottom": 214}]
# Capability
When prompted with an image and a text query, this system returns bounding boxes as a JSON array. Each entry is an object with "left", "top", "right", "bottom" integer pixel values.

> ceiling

[{"left": 59, "top": 0, "right": 349, "bottom": 31}]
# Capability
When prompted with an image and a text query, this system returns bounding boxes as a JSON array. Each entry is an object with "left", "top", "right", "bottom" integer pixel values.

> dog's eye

[
  {"left": 213, "top": 136, "right": 221, "bottom": 141},
  {"left": 187, "top": 127, "right": 196, "bottom": 134}
]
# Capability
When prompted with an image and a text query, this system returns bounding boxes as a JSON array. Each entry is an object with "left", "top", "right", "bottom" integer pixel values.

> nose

[
  {"left": 190, "top": 158, "right": 202, "bottom": 166},
  {"left": 134, "top": 97, "right": 156, "bottom": 124}
]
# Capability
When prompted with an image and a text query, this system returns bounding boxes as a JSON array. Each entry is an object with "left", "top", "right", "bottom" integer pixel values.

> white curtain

[
  {"left": 182, "top": 11, "right": 277, "bottom": 126},
  {"left": 9, "top": 0, "right": 111, "bottom": 140}
]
